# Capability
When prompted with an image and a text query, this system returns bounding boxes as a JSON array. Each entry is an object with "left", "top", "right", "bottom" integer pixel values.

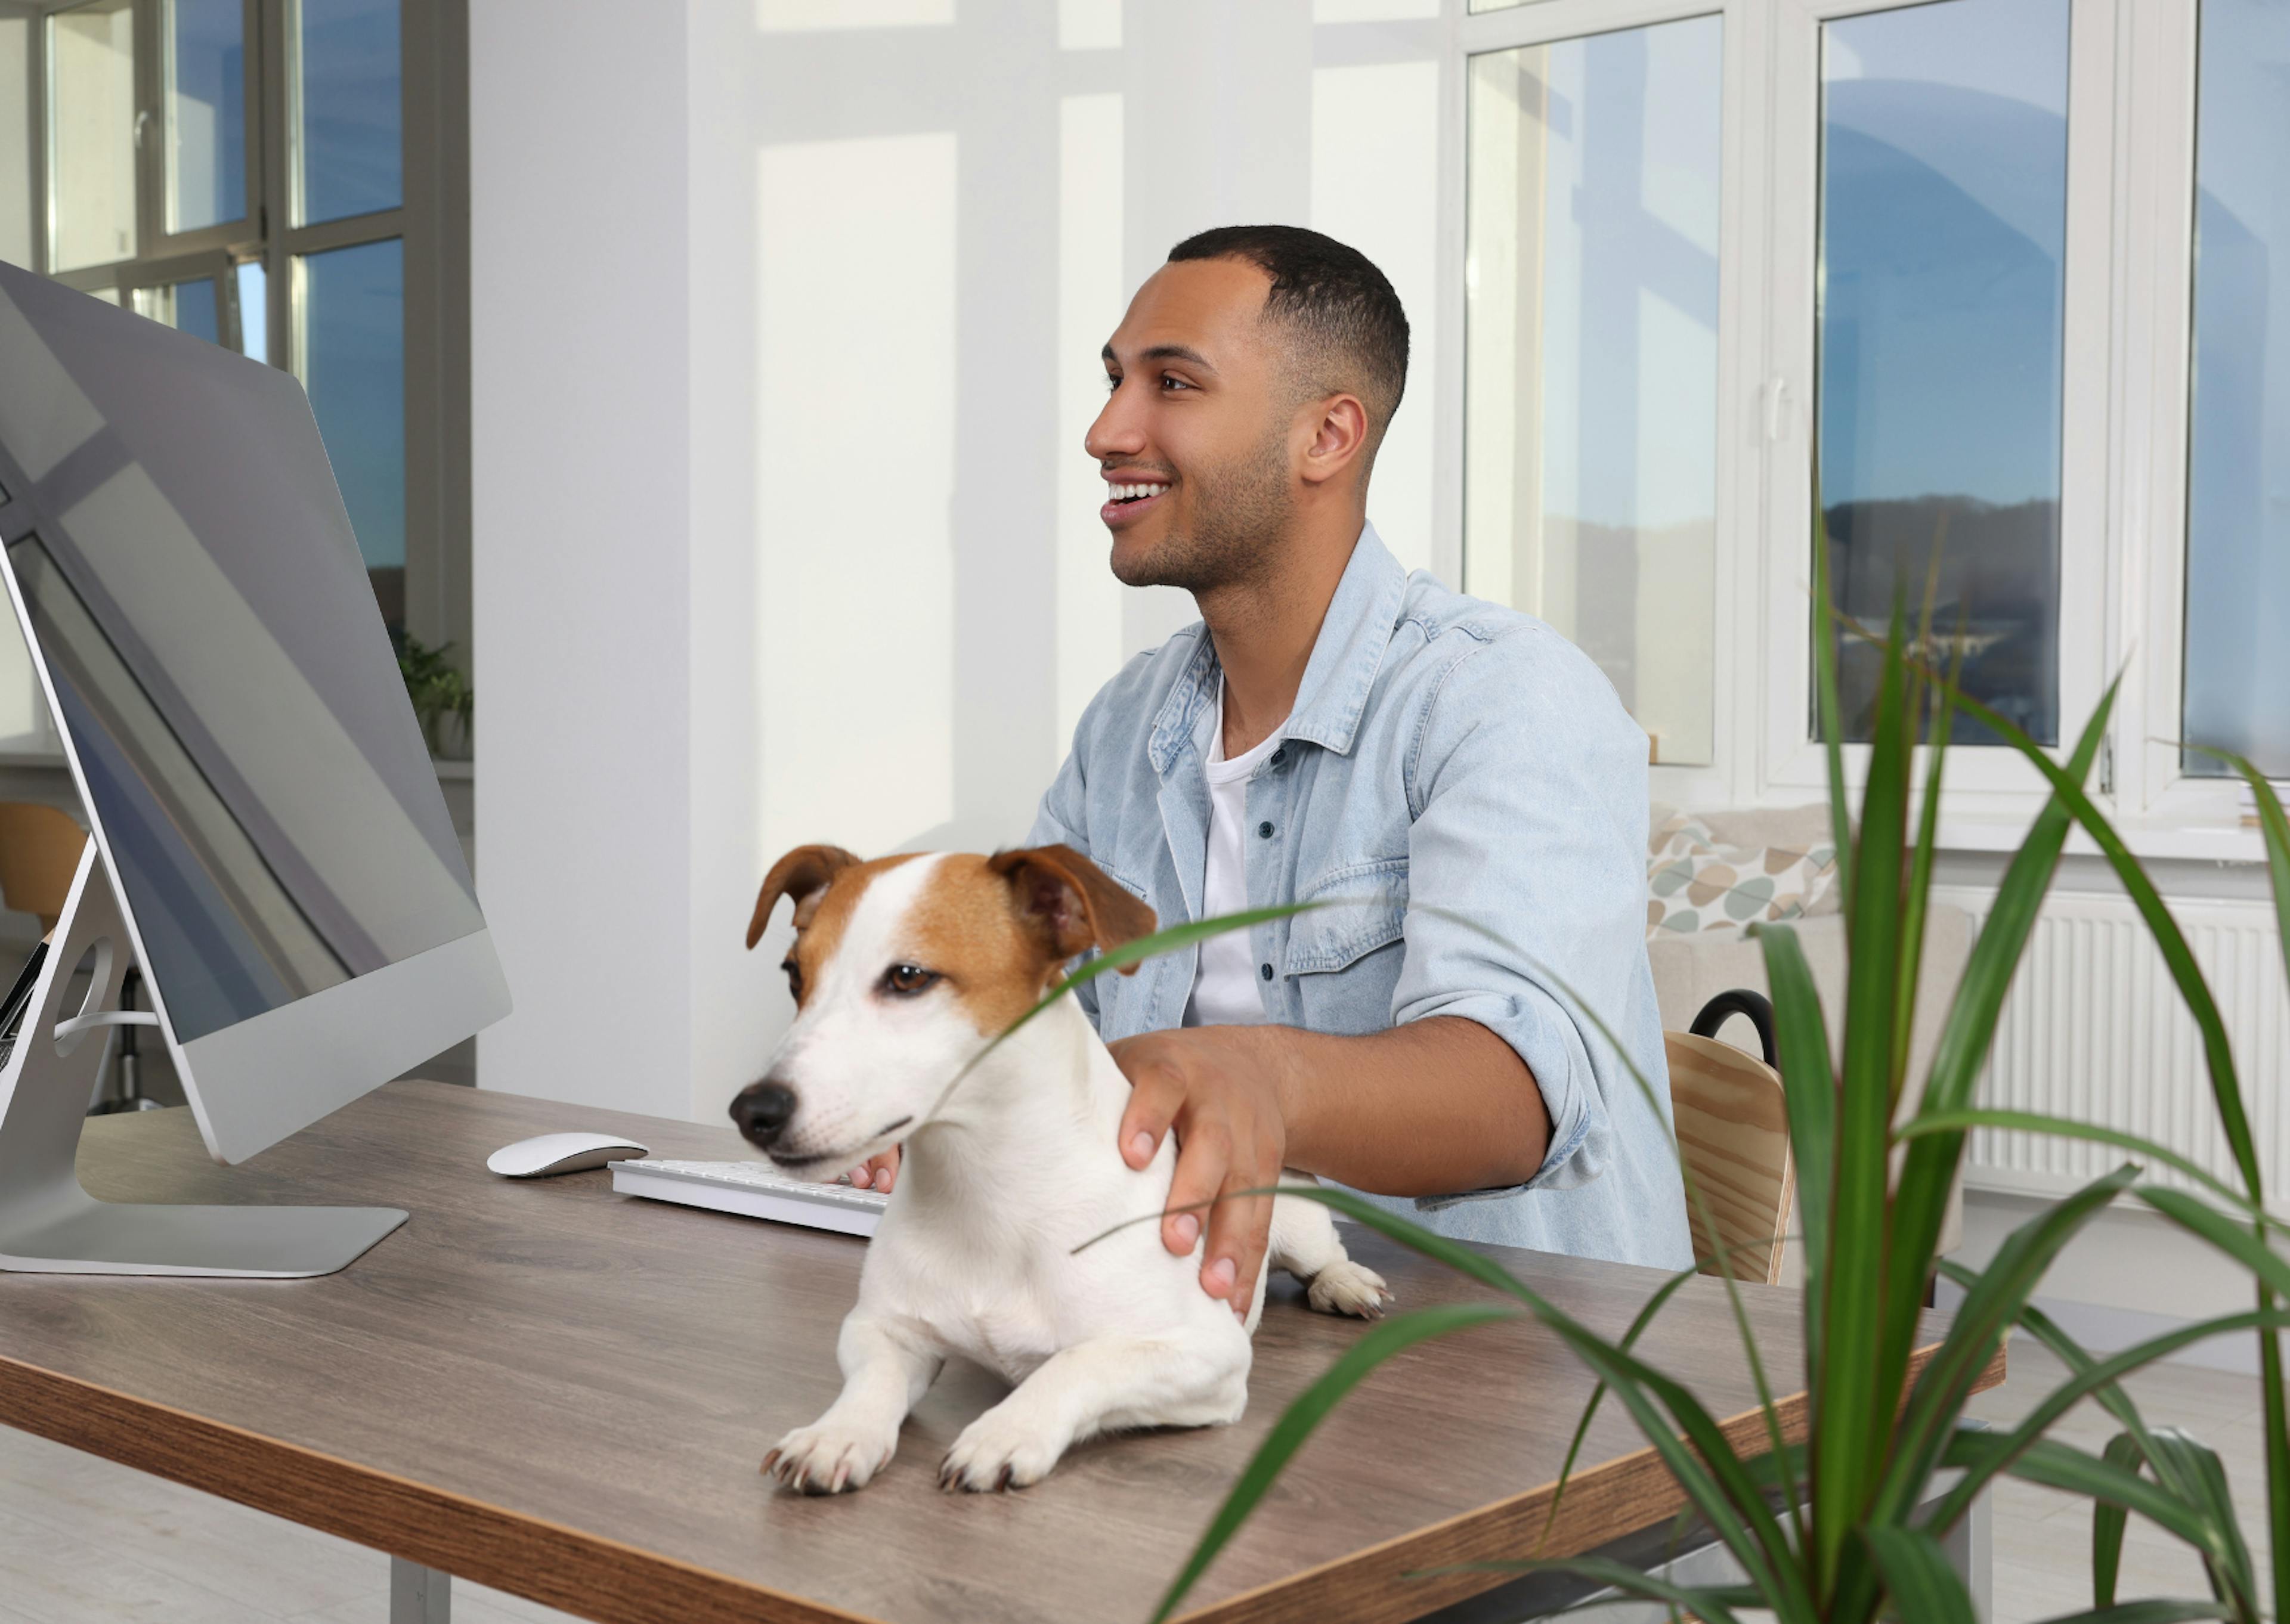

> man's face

[{"left": 1087, "top": 258, "right": 1299, "bottom": 594}]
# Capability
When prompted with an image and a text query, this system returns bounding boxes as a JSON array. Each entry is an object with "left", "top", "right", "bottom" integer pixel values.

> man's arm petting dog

[{"left": 736, "top": 842, "right": 1388, "bottom": 1495}]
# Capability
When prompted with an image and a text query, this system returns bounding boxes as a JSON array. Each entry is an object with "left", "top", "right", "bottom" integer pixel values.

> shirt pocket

[{"left": 1283, "top": 859, "right": 1409, "bottom": 1034}]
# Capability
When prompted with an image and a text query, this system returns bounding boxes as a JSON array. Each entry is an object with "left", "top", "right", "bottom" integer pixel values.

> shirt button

[
  {"left": 1259, "top": 962, "right": 1274, "bottom": 981},
  {"left": 1256, "top": 820, "right": 1274, "bottom": 839}
]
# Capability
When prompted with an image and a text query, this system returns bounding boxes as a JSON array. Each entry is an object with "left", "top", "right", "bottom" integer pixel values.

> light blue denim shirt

[{"left": 1028, "top": 526, "right": 1693, "bottom": 1270}]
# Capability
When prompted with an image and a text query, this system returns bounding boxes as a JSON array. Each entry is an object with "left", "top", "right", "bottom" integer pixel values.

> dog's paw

[
  {"left": 1307, "top": 1259, "right": 1392, "bottom": 1319},
  {"left": 938, "top": 1409, "right": 1066, "bottom": 1493},
  {"left": 763, "top": 1419, "right": 896, "bottom": 1495}
]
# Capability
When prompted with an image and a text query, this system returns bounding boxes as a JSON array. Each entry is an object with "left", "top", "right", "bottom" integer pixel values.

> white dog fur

[{"left": 731, "top": 843, "right": 1389, "bottom": 1495}]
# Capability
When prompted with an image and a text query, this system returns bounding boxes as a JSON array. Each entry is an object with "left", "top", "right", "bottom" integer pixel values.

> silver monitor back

[{"left": 0, "top": 258, "right": 510, "bottom": 1174}]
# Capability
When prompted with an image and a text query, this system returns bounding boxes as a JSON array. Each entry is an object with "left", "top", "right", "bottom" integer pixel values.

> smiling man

[{"left": 856, "top": 225, "right": 1691, "bottom": 1306}]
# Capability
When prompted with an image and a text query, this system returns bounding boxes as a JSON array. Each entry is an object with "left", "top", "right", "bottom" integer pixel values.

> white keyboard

[{"left": 608, "top": 1158, "right": 887, "bottom": 1238}]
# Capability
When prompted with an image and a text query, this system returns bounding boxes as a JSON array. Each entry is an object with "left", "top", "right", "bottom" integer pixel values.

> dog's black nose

[{"left": 731, "top": 1080, "right": 798, "bottom": 1146}]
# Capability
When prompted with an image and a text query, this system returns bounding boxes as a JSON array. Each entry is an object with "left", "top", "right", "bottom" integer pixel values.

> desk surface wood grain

[{"left": 0, "top": 1081, "right": 1998, "bottom": 1624}]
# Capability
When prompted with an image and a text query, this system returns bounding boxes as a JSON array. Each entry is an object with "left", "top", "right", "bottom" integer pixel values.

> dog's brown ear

[
  {"left": 747, "top": 844, "right": 861, "bottom": 949},
  {"left": 988, "top": 845, "right": 1157, "bottom": 973}
]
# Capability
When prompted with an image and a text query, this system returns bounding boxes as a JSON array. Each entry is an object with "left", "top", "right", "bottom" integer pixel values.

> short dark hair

[{"left": 1167, "top": 224, "right": 1410, "bottom": 448}]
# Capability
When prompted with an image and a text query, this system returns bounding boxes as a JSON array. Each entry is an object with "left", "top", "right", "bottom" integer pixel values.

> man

[{"left": 855, "top": 225, "right": 1691, "bottom": 1307}]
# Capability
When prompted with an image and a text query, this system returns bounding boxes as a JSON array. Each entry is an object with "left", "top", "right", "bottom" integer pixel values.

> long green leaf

[
  {"left": 1758, "top": 923, "right": 1836, "bottom": 1375},
  {"left": 1876, "top": 1166, "right": 2141, "bottom": 1526},
  {"left": 2031, "top": 1603, "right": 2240, "bottom": 1623},
  {"left": 1901, "top": 1109, "right": 2272, "bottom": 1223},
  {"left": 1876, "top": 675, "right": 2116, "bottom": 1458},
  {"left": 1812, "top": 472, "right": 1853, "bottom": 903},
  {"left": 2143, "top": 1428, "right": 2258, "bottom": 1616},
  {"left": 2184, "top": 743, "right": 2290, "bottom": 1624},
  {"left": 1922, "top": 1307, "right": 2290, "bottom": 1530},
  {"left": 1862, "top": 1524, "right": 1977, "bottom": 1623},
  {"left": 2136, "top": 1188, "right": 2290, "bottom": 1303},
  {"left": 1202, "top": 1185, "right": 1818, "bottom": 1621},
  {"left": 2093, "top": 1431, "right": 2144, "bottom": 1608},
  {"left": 1149, "top": 1302, "right": 1518, "bottom": 1623},
  {"left": 1945, "top": 1433, "right": 2230, "bottom": 1563},
  {"left": 1817, "top": 600, "right": 1919, "bottom": 1598},
  {"left": 923, "top": 900, "right": 1325, "bottom": 1127}
]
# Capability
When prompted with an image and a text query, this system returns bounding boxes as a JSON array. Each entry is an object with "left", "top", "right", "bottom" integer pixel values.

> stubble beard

[{"left": 1109, "top": 426, "right": 1294, "bottom": 596}]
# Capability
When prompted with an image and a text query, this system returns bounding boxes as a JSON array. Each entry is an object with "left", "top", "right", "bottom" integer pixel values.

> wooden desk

[{"left": 0, "top": 1081, "right": 1994, "bottom": 1623}]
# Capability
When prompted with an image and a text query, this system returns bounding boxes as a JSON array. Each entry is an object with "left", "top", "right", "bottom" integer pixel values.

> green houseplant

[
  {"left": 1099, "top": 561, "right": 2290, "bottom": 1622},
  {"left": 1005, "top": 559, "right": 2290, "bottom": 1623},
  {"left": 394, "top": 632, "right": 474, "bottom": 761}
]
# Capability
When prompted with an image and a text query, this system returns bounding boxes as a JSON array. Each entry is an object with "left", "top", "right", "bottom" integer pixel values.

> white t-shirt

[{"left": 1184, "top": 681, "right": 1288, "bottom": 1028}]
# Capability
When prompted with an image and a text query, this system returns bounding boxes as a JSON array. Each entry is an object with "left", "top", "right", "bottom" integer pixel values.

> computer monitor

[{"left": 0, "top": 259, "right": 510, "bottom": 1276}]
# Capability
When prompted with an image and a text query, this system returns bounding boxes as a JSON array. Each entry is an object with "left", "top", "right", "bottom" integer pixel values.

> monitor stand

[{"left": 0, "top": 844, "right": 406, "bottom": 1276}]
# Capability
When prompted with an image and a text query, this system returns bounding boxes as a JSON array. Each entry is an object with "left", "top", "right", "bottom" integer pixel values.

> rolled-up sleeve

[{"left": 1393, "top": 625, "right": 1652, "bottom": 1205}]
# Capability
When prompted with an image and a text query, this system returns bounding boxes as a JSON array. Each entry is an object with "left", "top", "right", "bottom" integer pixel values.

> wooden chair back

[
  {"left": 0, "top": 802, "right": 87, "bottom": 932},
  {"left": 1666, "top": 1030, "right": 1796, "bottom": 1286}
]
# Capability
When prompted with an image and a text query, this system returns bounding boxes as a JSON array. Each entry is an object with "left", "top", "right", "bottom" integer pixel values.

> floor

[{"left": 0, "top": 1338, "right": 2272, "bottom": 1621}]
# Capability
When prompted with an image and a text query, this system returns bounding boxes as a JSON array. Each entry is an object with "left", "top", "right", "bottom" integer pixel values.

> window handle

[
  {"left": 133, "top": 109, "right": 151, "bottom": 151},
  {"left": 1764, "top": 377, "right": 1792, "bottom": 442}
]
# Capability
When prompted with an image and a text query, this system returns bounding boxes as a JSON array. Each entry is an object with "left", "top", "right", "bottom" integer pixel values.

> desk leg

[
  {"left": 1938, "top": 1480, "right": 1995, "bottom": 1623},
  {"left": 391, "top": 1557, "right": 452, "bottom": 1624}
]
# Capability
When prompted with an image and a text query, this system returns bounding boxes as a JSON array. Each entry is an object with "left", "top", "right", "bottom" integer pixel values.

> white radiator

[{"left": 1929, "top": 887, "right": 2290, "bottom": 1209}]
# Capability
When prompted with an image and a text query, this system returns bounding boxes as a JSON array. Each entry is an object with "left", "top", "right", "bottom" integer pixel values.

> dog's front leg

[
  {"left": 766, "top": 1315, "right": 943, "bottom": 1494},
  {"left": 940, "top": 1334, "right": 1249, "bottom": 1492}
]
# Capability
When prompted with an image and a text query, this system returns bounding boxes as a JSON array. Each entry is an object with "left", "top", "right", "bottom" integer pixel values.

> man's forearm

[{"left": 1249, "top": 1015, "right": 1551, "bottom": 1197}]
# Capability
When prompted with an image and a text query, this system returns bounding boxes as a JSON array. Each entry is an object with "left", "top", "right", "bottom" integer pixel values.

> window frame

[
  {"left": 1760, "top": 0, "right": 2119, "bottom": 814},
  {"left": 1446, "top": 0, "right": 2272, "bottom": 856},
  {"left": 17, "top": 0, "right": 468, "bottom": 671},
  {"left": 1454, "top": 0, "right": 1759, "bottom": 811}
]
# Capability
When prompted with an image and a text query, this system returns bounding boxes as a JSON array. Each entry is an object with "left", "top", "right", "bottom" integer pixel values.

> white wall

[
  {"left": 472, "top": 0, "right": 1448, "bottom": 1121},
  {"left": 468, "top": 4, "right": 694, "bottom": 1117}
]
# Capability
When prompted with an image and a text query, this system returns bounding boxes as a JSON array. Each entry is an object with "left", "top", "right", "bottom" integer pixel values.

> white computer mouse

[{"left": 486, "top": 1131, "right": 650, "bottom": 1179}]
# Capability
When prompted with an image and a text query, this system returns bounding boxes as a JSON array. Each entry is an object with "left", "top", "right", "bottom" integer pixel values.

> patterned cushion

[{"left": 1646, "top": 810, "right": 1841, "bottom": 942}]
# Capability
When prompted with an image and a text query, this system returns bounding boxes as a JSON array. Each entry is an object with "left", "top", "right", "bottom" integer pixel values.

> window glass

[
  {"left": 2182, "top": 0, "right": 2290, "bottom": 779},
  {"left": 1465, "top": 16, "right": 1724, "bottom": 767},
  {"left": 234, "top": 258, "right": 268, "bottom": 362},
  {"left": 166, "top": 0, "right": 248, "bottom": 233},
  {"left": 1815, "top": 0, "right": 2070, "bottom": 748},
  {"left": 47, "top": 1, "right": 138, "bottom": 272},
  {"left": 296, "top": 238, "right": 404, "bottom": 625},
  {"left": 134, "top": 275, "right": 221, "bottom": 345},
  {"left": 294, "top": 0, "right": 401, "bottom": 225}
]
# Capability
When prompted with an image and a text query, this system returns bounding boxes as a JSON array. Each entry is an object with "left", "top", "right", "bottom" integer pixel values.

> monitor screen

[{"left": 0, "top": 261, "right": 482, "bottom": 1046}]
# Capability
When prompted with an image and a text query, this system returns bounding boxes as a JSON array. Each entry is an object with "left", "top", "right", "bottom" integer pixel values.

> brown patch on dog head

[
  {"left": 892, "top": 850, "right": 1155, "bottom": 1035},
  {"left": 769, "top": 851, "right": 922, "bottom": 1009},
  {"left": 988, "top": 845, "right": 1158, "bottom": 967},
  {"left": 747, "top": 844, "right": 861, "bottom": 950}
]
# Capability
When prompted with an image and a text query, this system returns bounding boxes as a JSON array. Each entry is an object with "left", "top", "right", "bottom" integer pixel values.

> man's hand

[
  {"left": 1108, "top": 1027, "right": 1291, "bottom": 1318},
  {"left": 839, "top": 1147, "right": 899, "bottom": 1192}
]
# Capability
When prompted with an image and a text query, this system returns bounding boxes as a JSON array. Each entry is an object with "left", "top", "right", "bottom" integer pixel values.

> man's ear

[
  {"left": 1299, "top": 392, "right": 1371, "bottom": 488},
  {"left": 747, "top": 844, "right": 861, "bottom": 949},
  {"left": 988, "top": 845, "right": 1157, "bottom": 972}
]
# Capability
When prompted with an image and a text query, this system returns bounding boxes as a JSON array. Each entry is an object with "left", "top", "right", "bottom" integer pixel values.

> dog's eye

[
  {"left": 881, "top": 963, "right": 939, "bottom": 997},
  {"left": 780, "top": 959, "right": 803, "bottom": 1000}
]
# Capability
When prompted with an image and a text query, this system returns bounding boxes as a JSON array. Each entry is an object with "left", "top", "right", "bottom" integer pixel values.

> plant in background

[
  {"left": 1049, "top": 550, "right": 2290, "bottom": 1623},
  {"left": 393, "top": 631, "right": 474, "bottom": 760}
]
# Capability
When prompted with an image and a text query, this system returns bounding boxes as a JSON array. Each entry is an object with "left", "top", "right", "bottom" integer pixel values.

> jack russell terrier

[{"left": 730, "top": 842, "right": 1390, "bottom": 1494}]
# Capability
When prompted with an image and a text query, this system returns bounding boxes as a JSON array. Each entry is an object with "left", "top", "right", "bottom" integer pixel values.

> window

[
  {"left": 1464, "top": 14, "right": 1725, "bottom": 768},
  {"left": 1814, "top": 0, "right": 2069, "bottom": 751},
  {"left": 4, "top": 0, "right": 465, "bottom": 655},
  {"left": 2182, "top": 0, "right": 2290, "bottom": 780}
]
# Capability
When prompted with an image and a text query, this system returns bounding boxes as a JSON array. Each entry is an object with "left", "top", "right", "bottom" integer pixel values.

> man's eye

[
  {"left": 881, "top": 963, "right": 940, "bottom": 996},
  {"left": 781, "top": 959, "right": 803, "bottom": 998},
  {"left": 1160, "top": 374, "right": 1192, "bottom": 392}
]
